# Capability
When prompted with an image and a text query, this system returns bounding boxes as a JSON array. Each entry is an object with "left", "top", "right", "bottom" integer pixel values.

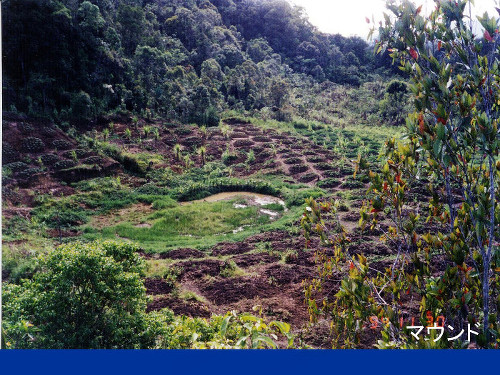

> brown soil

[
  {"left": 211, "top": 241, "right": 253, "bottom": 256},
  {"left": 2, "top": 116, "right": 120, "bottom": 207},
  {"left": 264, "top": 264, "right": 314, "bottom": 285},
  {"left": 178, "top": 259, "right": 225, "bottom": 280},
  {"left": 146, "top": 296, "right": 211, "bottom": 317},
  {"left": 200, "top": 276, "right": 273, "bottom": 305},
  {"left": 160, "top": 248, "right": 206, "bottom": 259},
  {"left": 230, "top": 253, "right": 279, "bottom": 267},
  {"left": 139, "top": 206, "right": 423, "bottom": 349},
  {"left": 144, "top": 277, "right": 174, "bottom": 295}
]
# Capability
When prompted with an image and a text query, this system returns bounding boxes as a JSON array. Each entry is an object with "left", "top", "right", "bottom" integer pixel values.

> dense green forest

[{"left": 3, "top": 0, "right": 400, "bottom": 125}]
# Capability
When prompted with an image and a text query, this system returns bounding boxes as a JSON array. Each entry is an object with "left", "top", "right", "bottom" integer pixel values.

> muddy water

[{"left": 180, "top": 192, "right": 285, "bottom": 207}]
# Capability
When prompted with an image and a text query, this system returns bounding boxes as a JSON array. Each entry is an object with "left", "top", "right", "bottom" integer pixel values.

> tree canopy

[{"left": 2, "top": 0, "right": 394, "bottom": 123}]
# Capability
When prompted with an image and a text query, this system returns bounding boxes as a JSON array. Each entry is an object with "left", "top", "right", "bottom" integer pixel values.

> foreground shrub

[
  {"left": 2, "top": 241, "right": 165, "bottom": 349},
  {"left": 157, "top": 310, "right": 301, "bottom": 349}
]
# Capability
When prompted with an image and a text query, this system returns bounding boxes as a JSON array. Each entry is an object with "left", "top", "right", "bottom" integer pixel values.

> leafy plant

[
  {"left": 173, "top": 144, "right": 182, "bottom": 161},
  {"left": 183, "top": 154, "right": 193, "bottom": 169},
  {"left": 143, "top": 125, "right": 152, "bottom": 138},
  {"left": 124, "top": 128, "right": 132, "bottom": 140},
  {"left": 372, "top": 0, "right": 499, "bottom": 346},
  {"left": 157, "top": 310, "right": 300, "bottom": 349},
  {"left": 246, "top": 149, "right": 255, "bottom": 164},
  {"left": 198, "top": 146, "right": 207, "bottom": 166},
  {"left": 302, "top": 1, "right": 500, "bottom": 349},
  {"left": 164, "top": 265, "right": 183, "bottom": 289},
  {"left": 220, "top": 260, "right": 238, "bottom": 278},
  {"left": 152, "top": 127, "right": 160, "bottom": 140},
  {"left": 220, "top": 123, "right": 231, "bottom": 139},
  {"left": 2, "top": 241, "right": 166, "bottom": 349}
]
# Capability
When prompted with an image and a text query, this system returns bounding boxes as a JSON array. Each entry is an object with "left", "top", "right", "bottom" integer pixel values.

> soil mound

[
  {"left": 161, "top": 248, "right": 206, "bottom": 260},
  {"left": 144, "top": 277, "right": 174, "bottom": 295}
]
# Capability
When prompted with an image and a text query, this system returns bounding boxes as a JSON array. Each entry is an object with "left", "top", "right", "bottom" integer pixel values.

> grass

[
  {"left": 145, "top": 200, "right": 265, "bottom": 237},
  {"left": 261, "top": 203, "right": 285, "bottom": 212},
  {"left": 51, "top": 162, "right": 320, "bottom": 253},
  {"left": 82, "top": 199, "right": 304, "bottom": 253},
  {"left": 180, "top": 290, "right": 209, "bottom": 304}
]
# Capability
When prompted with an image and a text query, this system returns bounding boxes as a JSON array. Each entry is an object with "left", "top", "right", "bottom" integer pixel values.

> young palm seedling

[{"left": 173, "top": 144, "right": 182, "bottom": 161}]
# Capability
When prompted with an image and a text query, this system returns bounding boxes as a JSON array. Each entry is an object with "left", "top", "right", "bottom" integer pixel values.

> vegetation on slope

[{"left": 3, "top": 0, "right": 406, "bottom": 125}]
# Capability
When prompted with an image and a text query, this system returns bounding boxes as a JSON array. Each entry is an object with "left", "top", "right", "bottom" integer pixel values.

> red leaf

[
  {"left": 409, "top": 47, "right": 419, "bottom": 60},
  {"left": 365, "top": 17, "right": 370, "bottom": 24},
  {"left": 437, "top": 41, "right": 442, "bottom": 51},
  {"left": 416, "top": 5, "right": 422, "bottom": 14},
  {"left": 418, "top": 113, "right": 425, "bottom": 134},
  {"left": 484, "top": 30, "right": 494, "bottom": 42}
]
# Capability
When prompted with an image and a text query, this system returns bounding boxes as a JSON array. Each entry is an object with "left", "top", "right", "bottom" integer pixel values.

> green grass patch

[
  {"left": 82, "top": 200, "right": 304, "bottom": 253},
  {"left": 261, "top": 203, "right": 285, "bottom": 212},
  {"left": 147, "top": 201, "right": 264, "bottom": 237}
]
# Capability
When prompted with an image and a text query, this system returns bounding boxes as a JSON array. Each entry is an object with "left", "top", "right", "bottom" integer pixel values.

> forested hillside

[{"left": 3, "top": 0, "right": 396, "bottom": 125}]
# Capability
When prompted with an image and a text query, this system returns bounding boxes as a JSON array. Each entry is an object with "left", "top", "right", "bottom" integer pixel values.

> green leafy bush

[
  {"left": 202, "top": 106, "right": 220, "bottom": 127},
  {"left": 157, "top": 310, "right": 300, "bottom": 349},
  {"left": 174, "top": 178, "right": 280, "bottom": 202},
  {"left": 2, "top": 241, "right": 165, "bottom": 349},
  {"left": 32, "top": 201, "right": 88, "bottom": 228}
]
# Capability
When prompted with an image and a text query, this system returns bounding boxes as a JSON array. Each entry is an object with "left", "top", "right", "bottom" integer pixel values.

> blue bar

[{"left": 0, "top": 349, "right": 496, "bottom": 374}]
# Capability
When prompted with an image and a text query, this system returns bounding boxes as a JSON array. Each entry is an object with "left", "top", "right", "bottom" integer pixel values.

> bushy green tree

[
  {"left": 70, "top": 90, "right": 95, "bottom": 122},
  {"left": 117, "top": 3, "right": 145, "bottom": 56},
  {"left": 2, "top": 241, "right": 165, "bottom": 349},
  {"left": 379, "top": 79, "right": 410, "bottom": 125}
]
